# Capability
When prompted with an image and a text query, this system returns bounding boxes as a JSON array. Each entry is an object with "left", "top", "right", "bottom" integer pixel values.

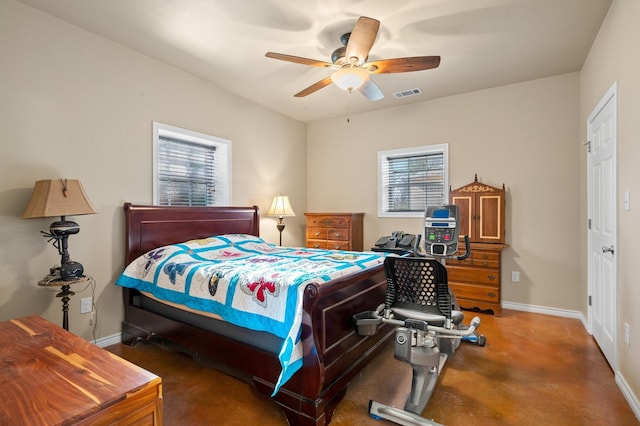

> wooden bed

[{"left": 120, "top": 203, "right": 394, "bottom": 425}]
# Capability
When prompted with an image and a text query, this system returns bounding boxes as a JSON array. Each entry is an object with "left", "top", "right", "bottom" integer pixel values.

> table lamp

[
  {"left": 267, "top": 195, "right": 295, "bottom": 246},
  {"left": 23, "top": 179, "right": 97, "bottom": 280}
]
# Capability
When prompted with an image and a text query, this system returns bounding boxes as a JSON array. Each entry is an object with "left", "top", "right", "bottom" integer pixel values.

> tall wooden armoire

[{"left": 447, "top": 175, "right": 507, "bottom": 316}]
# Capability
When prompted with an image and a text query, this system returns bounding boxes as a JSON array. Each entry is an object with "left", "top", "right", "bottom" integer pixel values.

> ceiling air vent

[{"left": 393, "top": 88, "right": 422, "bottom": 99}]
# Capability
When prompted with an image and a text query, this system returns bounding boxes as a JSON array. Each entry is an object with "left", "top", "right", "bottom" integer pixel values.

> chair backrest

[{"left": 383, "top": 256, "right": 452, "bottom": 323}]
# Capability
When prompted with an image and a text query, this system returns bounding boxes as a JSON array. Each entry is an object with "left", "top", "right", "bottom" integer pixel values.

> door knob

[{"left": 602, "top": 245, "right": 615, "bottom": 255}]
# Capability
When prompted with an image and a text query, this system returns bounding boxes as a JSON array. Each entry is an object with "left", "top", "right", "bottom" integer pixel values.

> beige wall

[
  {"left": 0, "top": 0, "right": 307, "bottom": 341},
  {"left": 580, "top": 0, "right": 640, "bottom": 408},
  {"left": 308, "top": 72, "right": 582, "bottom": 311}
]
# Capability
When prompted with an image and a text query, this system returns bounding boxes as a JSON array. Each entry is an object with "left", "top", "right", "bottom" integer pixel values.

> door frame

[{"left": 587, "top": 80, "right": 618, "bottom": 369}]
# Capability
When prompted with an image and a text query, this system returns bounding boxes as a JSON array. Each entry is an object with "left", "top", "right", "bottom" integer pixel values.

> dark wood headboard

[{"left": 123, "top": 203, "right": 260, "bottom": 264}]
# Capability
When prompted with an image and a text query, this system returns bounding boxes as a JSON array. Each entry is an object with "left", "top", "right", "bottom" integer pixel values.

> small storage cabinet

[
  {"left": 305, "top": 213, "right": 364, "bottom": 251},
  {"left": 0, "top": 315, "right": 163, "bottom": 425},
  {"left": 448, "top": 175, "right": 507, "bottom": 316}
]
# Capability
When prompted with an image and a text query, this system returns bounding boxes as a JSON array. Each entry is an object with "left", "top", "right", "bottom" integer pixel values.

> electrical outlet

[
  {"left": 511, "top": 271, "right": 520, "bottom": 282},
  {"left": 624, "top": 323, "right": 630, "bottom": 346},
  {"left": 80, "top": 297, "right": 92, "bottom": 314}
]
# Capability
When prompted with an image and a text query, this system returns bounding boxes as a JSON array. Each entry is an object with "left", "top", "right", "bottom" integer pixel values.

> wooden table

[{"left": 0, "top": 315, "right": 163, "bottom": 425}]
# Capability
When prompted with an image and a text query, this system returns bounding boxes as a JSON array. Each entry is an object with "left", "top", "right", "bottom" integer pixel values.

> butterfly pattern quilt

[{"left": 116, "top": 234, "right": 386, "bottom": 393}]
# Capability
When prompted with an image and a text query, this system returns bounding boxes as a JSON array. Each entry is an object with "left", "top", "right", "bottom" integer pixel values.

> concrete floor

[{"left": 106, "top": 310, "right": 639, "bottom": 425}]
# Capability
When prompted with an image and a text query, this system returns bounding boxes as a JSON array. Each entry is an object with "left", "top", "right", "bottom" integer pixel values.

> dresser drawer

[
  {"left": 326, "top": 241, "right": 351, "bottom": 250},
  {"left": 448, "top": 265, "right": 500, "bottom": 286},
  {"left": 308, "top": 228, "right": 349, "bottom": 241},
  {"left": 471, "top": 258, "right": 500, "bottom": 269},
  {"left": 450, "top": 283, "right": 500, "bottom": 303},
  {"left": 307, "top": 239, "right": 327, "bottom": 249},
  {"left": 452, "top": 257, "right": 500, "bottom": 269},
  {"left": 452, "top": 250, "right": 500, "bottom": 268},
  {"left": 307, "top": 228, "right": 327, "bottom": 240},
  {"left": 327, "top": 228, "right": 349, "bottom": 241},
  {"left": 473, "top": 250, "right": 500, "bottom": 261},
  {"left": 306, "top": 216, "right": 351, "bottom": 228},
  {"left": 472, "top": 250, "right": 500, "bottom": 267}
]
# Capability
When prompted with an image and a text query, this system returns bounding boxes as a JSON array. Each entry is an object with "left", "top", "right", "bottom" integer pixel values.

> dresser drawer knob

[
  {"left": 314, "top": 232, "right": 320, "bottom": 236},
  {"left": 313, "top": 244, "right": 320, "bottom": 248},
  {"left": 482, "top": 262, "right": 489, "bottom": 267},
  {"left": 488, "top": 274, "right": 496, "bottom": 280},
  {"left": 488, "top": 292, "right": 496, "bottom": 298},
  {"left": 482, "top": 254, "right": 489, "bottom": 259}
]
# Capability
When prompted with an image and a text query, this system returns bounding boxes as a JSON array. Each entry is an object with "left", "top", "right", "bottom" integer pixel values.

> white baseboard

[
  {"left": 93, "top": 332, "right": 122, "bottom": 348},
  {"left": 501, "top": 300, "right": 588, "bottom": 328},
  {"left": 616, "top": 372, "right": 640, "bottom": 420}
]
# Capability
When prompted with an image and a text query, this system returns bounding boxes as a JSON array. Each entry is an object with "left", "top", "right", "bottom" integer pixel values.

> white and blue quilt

[{"left": 116, "top": 234, "right": 386, "bottom": 394}]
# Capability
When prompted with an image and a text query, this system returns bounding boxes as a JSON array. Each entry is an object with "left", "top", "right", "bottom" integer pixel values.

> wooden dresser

[
  {"left": 448, "top": 176, "right": 507, "bottom": 316},
  {"left": 0, "top": 315, "right": 163, "bottom": 425},
  {"left": 305, "top": 213, "right": 364, "bottom": 251}
]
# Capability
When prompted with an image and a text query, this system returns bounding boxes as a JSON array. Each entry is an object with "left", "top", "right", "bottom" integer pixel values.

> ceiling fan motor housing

[
  {"left": 331, "top": 46, "right": 346, "bottom": 65},
  {"left": 332, "top": 32, "right": 356, "bottom": 65}
]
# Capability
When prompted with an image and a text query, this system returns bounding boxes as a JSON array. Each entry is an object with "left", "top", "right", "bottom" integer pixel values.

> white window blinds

[
  {"left": 153, "top": 122, "right": 231, "bottom": 207},
  {"left": 157, "top": 136, "right": 216, "bottom": 206},
  {"left": 378, "top": 144, "right": 448, "bottom": 217}
]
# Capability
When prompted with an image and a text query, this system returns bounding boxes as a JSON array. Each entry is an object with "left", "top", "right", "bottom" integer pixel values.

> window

[
  {"left": 153, "top": 122, "right": 231, "bottom": 206},
  {"left": 378, "top": 144, "right": 448, "bottom": 217}
]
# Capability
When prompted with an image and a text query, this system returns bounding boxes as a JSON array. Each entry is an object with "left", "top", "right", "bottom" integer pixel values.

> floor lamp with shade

[{"left": 22, "top": 178, "right": 97, "bottom": 330}]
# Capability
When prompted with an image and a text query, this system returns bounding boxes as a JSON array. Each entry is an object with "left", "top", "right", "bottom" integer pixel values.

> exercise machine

[{"left": 354, "top": 205, "right": 483, "bottom": 425}]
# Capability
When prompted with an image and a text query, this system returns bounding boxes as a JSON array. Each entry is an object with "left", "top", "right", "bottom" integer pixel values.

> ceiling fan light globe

[{"left": 331, "top": 67, "right": 368, "bottom": 92}]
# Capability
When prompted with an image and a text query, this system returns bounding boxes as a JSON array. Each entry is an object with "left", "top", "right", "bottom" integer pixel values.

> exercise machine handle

[{"left": 456, "top": 235, "right": 471, "bottom": 261}]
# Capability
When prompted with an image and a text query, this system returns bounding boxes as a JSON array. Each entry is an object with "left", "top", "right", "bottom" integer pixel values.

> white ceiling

[{"left": 18, "top": 0, "right": 612, "bottom": 123}]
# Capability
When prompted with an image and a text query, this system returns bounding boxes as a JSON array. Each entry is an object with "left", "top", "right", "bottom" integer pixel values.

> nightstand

[{"left": 38, "top": 270, "right": 92, "bottom": 330}]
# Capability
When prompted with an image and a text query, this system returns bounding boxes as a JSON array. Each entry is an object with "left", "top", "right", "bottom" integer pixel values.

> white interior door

[{"left": 587, "top": 82, "right": 617, "bottom": 369}]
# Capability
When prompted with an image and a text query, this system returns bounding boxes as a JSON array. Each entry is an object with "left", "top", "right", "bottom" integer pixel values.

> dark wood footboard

[{"left": 254, "top": 266, "right": 394, "bottom": 425}]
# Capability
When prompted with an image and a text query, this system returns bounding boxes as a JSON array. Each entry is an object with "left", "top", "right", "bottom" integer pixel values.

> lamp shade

[
  {"left": 267, "top": 195, "right": 296, "bottom": 218},
  {"left": 23, "top": 179, "right": 97, "bottom": 219},
  {"left": 331, "top": 67, "right": 369, "bottom": 92}
]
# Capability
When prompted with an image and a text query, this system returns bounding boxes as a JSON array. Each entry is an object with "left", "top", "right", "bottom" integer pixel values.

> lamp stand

[
  {"left": 45, "top": 216, "right": 85, "bottom": 280},
  {"left": 276, "top": 217, "right": 285, "bottom": 246},
  {"left": 56, "top": 283, "right": 75, "bottom": 331}
]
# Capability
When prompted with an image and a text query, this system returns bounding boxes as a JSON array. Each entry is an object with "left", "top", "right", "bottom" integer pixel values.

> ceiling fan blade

[
  {"left": 345, "top": 16, "right": 380, "bottom": 64},
  {"left": 265, "top": 52, "right": 335, "bottom": 69},
  {"left": 365, "top": 56, "right": 441, "bottom": 74},
  {"left": 294, "top": 76, "right": 333, "bottom": 97},
  {"left": 358, "top": 78, "right": 384, "bottom": 101}
]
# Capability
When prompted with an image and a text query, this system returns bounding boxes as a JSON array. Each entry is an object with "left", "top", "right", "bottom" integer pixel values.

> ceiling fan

[{"left": 265, "top": 16, "right": 440, "bottom": 101}]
